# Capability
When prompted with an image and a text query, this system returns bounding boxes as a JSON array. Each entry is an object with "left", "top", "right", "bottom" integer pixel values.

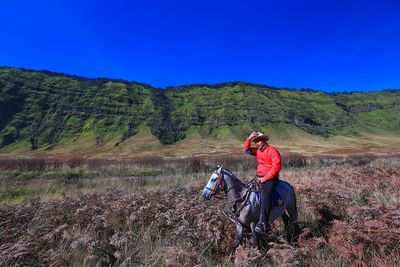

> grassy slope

[{"left": 4, "top": 123, "right": 399, "bottom": 159}]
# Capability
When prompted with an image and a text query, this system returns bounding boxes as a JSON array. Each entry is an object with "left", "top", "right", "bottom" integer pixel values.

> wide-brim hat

[{"left": 253, "top": 132, "right": 269, "bottom": 142}]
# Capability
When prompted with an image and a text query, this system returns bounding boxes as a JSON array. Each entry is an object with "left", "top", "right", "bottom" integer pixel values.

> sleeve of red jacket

[
  {"left": 262, "top": 147, "right": 282, "bottom": 181},
  {"left": 243, "top": 138, "right": 257, "bottom": 156}
]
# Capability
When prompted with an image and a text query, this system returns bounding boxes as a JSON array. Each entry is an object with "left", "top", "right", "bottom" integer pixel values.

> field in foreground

[{"left": 0, "top": 155, "right": 399, "bottom": 266}]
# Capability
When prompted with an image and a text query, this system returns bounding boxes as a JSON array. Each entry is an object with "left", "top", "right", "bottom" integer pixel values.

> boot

[
  {"left": 255, "top": 222, "right": 272, "bottom": 235},
  {"left": 255, "top": 222, "right": 266, "bottom": 234}
]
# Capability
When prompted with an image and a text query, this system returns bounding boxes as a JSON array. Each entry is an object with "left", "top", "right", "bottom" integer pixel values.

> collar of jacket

[{"left": 259, "top": 143, "right": 269, "bottom": 152}]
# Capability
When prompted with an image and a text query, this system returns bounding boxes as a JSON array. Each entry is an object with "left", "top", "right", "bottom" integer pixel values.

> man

[{"left": 244, "top": 131, "right": 281, "bottom": 234}]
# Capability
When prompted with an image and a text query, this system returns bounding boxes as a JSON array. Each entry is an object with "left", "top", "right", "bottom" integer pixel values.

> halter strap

[
  {"left": 212, "top": 171, "right": 224, "bottom": 194},
  {"left": 205, "top": 170, "right": 226, "bottom": 197}
]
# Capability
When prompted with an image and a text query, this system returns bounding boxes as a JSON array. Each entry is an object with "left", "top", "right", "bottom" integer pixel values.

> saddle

[
  {"left": 235, "top": 180, "right": 261, "bottom": 215},
  {"left": 224, "top": 179, "right": 284, "bottom": 225}
]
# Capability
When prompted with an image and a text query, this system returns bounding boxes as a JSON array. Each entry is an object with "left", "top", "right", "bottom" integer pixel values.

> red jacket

[{"left": 243, "top": 138, "right": 281, "bottom": 182}]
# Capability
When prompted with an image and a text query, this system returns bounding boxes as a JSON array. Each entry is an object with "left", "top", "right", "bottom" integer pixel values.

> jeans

[{"left": 259, "top": 177, "right": 279, "bottom": 224}]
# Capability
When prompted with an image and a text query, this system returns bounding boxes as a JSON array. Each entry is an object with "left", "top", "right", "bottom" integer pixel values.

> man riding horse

[{"left": 225, "top": 131, "right": 281, "bottom": 235}]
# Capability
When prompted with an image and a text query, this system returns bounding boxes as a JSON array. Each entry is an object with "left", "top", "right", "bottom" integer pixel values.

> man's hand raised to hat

[{"left": 248, "top": 131, "right": 258, "bottom": 140}]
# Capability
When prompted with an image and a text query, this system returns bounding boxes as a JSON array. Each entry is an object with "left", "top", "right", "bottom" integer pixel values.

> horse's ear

[{"left": 217, "top": 165, "right": 223, "bottom": 174}]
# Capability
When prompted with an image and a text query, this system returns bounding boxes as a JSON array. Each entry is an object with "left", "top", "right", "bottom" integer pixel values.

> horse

[{"left": 201, "top": 166, "right": 299, "bottom": 248}]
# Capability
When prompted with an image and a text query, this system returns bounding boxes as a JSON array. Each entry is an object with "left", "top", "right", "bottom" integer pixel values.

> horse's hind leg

[
  {"left": 286, "top": 204, "right": 300, "bottom": 243},
  {"left": 235, "top": 224, "right": 244, "bottom": 247},
  {"left": 281, "top": 212, "right": 289, "bottom": 238}
]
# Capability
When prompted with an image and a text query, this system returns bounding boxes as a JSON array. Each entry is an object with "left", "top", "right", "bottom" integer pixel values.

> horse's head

[{"left": 201, "top": 166, "right": 225, "bottom": 200}]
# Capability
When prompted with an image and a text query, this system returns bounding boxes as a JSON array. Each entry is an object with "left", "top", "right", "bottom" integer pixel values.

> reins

[
  {"left": 233, "top": 179, "right": 260, "bottom": 216},
  {"left": 207, "top": 171, "right": 260, "bottom": 207}
]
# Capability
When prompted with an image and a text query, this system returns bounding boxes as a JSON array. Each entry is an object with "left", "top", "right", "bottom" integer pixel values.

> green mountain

[{"left": 1, "top": 67, "right": 399, "bottom": 158}]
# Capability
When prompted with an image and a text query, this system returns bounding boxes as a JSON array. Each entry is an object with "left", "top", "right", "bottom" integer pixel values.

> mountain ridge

[{"left": 3, "top": 66, "right": 399, "bottom": 93}]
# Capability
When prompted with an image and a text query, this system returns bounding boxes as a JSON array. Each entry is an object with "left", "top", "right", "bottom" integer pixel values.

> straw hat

[{"left": 253, "top": 132, "right": 269, "bottom": 142}]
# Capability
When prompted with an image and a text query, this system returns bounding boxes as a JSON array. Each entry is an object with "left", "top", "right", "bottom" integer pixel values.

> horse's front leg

[
  {"left": 235, "top": 224, "right": 244, "bottom": 247},
  {"left": 250, "top": 222, "right": 260, "bottom": 248}
]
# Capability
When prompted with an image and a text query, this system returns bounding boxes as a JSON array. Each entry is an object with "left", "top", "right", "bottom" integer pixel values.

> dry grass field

[{"left": 0, "top": 154, "right": 399, "bottom": 266}]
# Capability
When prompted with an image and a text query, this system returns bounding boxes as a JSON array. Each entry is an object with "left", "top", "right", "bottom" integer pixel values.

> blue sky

[{"left": 1, "top": 0, "right": 400, "bottom": 92}]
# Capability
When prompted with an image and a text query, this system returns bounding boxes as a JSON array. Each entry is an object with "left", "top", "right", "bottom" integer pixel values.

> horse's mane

[{"left": 222, "top": 168, "right": 247, "bottom": 188}]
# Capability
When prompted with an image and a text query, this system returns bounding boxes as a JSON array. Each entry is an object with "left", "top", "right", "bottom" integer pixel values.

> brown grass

[{"left": 0, "top": 155, "right": 399, "bottom": 266}]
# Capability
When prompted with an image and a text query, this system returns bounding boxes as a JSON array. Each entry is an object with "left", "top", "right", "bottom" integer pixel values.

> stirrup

[
  {"left": 223, "top": 210, "right": 237, "bottom": 224},
  {"left": 255, "top": 222, "right": 267, "bottom": 235}
]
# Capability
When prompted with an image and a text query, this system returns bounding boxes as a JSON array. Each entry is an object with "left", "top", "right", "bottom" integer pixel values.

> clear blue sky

[{"left": 1, "top": 0, "right": 400, "bottom": 92}]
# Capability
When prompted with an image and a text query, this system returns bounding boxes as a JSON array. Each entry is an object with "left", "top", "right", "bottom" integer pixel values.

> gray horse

[{"left": 201, "top": 166, "right": 299, "bottom": 248}]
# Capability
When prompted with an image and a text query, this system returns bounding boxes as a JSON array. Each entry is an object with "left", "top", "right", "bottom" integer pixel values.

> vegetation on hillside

[{"left": 1, "top": 67, "right": 399, "bottom": 150}]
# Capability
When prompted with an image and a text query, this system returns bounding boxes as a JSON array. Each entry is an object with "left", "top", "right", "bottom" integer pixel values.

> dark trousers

[{"left": 259, "top": 177, "right": 279, "bottom": 224}]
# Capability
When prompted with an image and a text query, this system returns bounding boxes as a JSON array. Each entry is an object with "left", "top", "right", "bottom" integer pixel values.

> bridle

[
  {"left": 205, "top": 169, "right": 237, "bottom": 199},
  {"left": 204, "top": 169, "right": 257, "bottom": 216},
  {"left": 205, "top": 170, "right": 226, "bottom": 198}
]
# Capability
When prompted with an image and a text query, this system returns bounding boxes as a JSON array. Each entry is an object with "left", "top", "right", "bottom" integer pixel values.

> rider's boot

[
  {"left": 255, "top": 221, "right": 272, "bottom": 235},
  {"left": 255, "top": 221, "right": 266, "bottom": 234}
]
